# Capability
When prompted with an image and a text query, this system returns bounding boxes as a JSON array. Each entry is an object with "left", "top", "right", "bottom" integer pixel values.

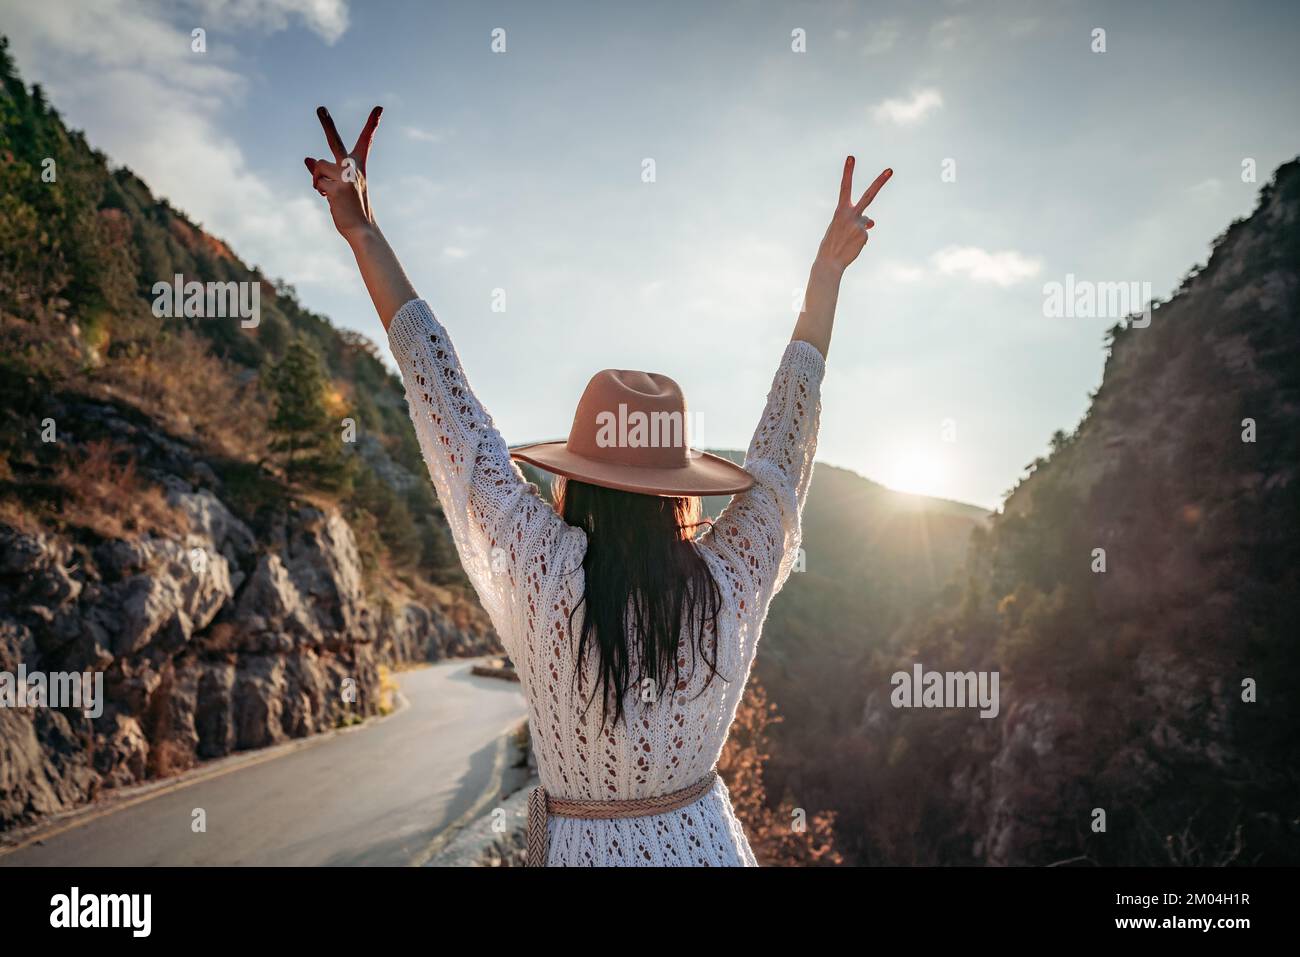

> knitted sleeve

[
  {"left": 697, "top": 339, "right": 825, "bottom": 650},
  {"left": 386, "top": 298, "right": 576, "bottom": 662}
]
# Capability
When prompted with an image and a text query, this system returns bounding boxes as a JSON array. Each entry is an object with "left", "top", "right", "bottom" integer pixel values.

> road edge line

[{"left": 409, "top": 717, "right": 527, "bottom": 867}]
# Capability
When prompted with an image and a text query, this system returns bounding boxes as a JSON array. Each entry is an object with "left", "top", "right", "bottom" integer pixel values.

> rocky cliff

[
  {"left": 846, "top": 159, "right": 1300, "bottom": 865},
  {"left": 0, "top": 406, "right": 497, "bottom": 830},
  {"left": 0, "top": 41, "right": 498, "bottom": 832}
]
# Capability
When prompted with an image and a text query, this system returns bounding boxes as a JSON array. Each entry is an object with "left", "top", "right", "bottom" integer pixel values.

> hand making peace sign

[
  {"left": 817, "top": 156, "right": 892, "bottom": 272},
  {"left": 304, "top": 105, "right": 383, "bottom": 239}
]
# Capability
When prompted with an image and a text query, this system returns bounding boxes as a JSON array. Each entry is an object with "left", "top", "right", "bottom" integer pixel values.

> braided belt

[{"left": 526, "top": 770, "right": 719, "bottom": 867}]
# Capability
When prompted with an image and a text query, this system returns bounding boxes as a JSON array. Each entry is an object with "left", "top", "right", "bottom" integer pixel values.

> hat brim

[{"left": 510, "top": 442, "right": 754, "bottom": 497}]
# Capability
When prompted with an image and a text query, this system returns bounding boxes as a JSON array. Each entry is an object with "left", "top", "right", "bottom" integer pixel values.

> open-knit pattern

[{"left": 388, "top": 299, "right": 824, "bottom": 866}]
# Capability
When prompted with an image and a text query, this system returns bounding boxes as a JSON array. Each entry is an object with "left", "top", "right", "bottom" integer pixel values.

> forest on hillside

[
  {"left": 0, "top": 38, "right": 500, "bottom": 829},
  {"left": 0, "top": 38, "right": 461, "bottom": 593},
  {"left": 819, "top": 161, "right": 1300, "bottom": 865}
]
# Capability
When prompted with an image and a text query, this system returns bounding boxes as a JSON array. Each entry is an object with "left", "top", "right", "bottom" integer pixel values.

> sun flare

[{"left": 883, "top": 446, "right": 949, "bottom": 498}]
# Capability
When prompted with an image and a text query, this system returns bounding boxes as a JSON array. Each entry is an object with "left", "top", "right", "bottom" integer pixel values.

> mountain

[
  {"left": 835, "top": 159, "right": 1300, "bottom": 865},
  {"left": 0, "top": 40, "right": 497, "bottom": 831},
  {"left": 740, "top": 465, "right": 989, "bottom": 808}
]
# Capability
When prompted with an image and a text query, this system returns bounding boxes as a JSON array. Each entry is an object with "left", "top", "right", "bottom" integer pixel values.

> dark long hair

[{"left": 555, "top": 477, "right": 724, "bottom": 729}]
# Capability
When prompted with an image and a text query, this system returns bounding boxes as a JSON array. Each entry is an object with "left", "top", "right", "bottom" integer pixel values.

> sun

[{"left": 883, "top": 445, "right": 948, "bottom": 498}]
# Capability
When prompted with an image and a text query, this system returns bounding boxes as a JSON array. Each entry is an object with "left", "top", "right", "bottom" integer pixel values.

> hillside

[
  {"left": 838, "top": 159, "right": 1300, "bottom": 865},
  {"left": 0, "top": 41, "right": 497, "bottom": 830},
  {"left": 746, "top": 464, "right": 988, "bottom": 806}
]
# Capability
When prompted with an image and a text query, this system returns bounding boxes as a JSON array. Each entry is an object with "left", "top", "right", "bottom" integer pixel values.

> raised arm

[
  {"left": 699, "top": 156, "right": 891, "bottom": 646},
  {"left": 304, "top": 107, "right": 574, "bottom": 658},
  {"left": 791, "top": 156, "right": 892, "bottom": 358},
  {"left": 304, "top": 106, "right": 415, "bottom": 327}
]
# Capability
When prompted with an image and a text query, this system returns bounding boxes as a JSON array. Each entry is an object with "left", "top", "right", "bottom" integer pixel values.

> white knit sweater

[{"left": 388, "top": 298, "right": 824, "bottom": 866}]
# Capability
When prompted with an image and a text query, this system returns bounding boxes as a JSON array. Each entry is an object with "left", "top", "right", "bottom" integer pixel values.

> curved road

[{"left": 0, "top": 660, "right": 526, "bottom": 866}]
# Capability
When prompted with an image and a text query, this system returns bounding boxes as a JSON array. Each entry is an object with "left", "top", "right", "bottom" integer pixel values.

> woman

[{"left": 305, "top": 106, "right": 891, "bottom": 866}]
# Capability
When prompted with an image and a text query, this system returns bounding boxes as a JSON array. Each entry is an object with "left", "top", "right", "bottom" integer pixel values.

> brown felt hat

[{"left": 509, "top": 369, "right": 754, "bottom": 497}]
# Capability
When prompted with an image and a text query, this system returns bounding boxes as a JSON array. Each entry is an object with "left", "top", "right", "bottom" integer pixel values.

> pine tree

[{"left": 266, "top": 337, "right": 350, "bottom": 490}]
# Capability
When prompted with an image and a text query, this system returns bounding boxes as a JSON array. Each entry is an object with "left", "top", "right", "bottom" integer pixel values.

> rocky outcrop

[
  {"left": 0, "top": 56, "right": 502, "bottom": 836},
  {"left": 372, "top": 599, "right": 492, "bottom": 664},
  {"left": 0, "top": 486, "right": 498, "bottom": 832},
  {"left": 849, "top": 159, "right": 1300, "bottom": 866},
  {"left": 971, "top": 166, "right": 1299, "bottom": 865}
]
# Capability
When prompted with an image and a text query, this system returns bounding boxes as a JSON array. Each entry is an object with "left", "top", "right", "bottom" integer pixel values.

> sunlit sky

[{"left": 6, "top": 0, "right": 1300, "bottom": 508}]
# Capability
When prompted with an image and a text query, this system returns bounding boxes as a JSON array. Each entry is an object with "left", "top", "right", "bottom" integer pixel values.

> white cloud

[
  {"left": 872, "top": 88, "right": 943, "bottom": 126},
  {"left": 932, "top": 246, "right": 1041, "bottom": 286},
  {"left": 3, "top": 0, "right": 355, "bottom": 285},
  {"left": 1188, "top": 177, "right": 1222, "bottom": 196},
  {"left": 442, "top": 246, "right": 469, "bottom": 260},
  {"left": 194, "top": 0, "right": 350, "bottom": 44}
]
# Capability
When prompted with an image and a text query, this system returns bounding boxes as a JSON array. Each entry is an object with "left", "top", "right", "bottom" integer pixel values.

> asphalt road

[{"left": 0, "top": 660, "right": 527, "bottom": 866}]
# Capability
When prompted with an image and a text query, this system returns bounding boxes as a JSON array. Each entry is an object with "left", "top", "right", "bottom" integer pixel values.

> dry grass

[
  {"left": 87, "top": 329, "right": 269, "bottom": 462},
  {"left": 0, "top": 497, "right": 43, "bottom": 536},
  {"left": 53, "top": 439, "right": 189, "bottom": 539},
  {"left": 376, "top": 664, "right": 399, "bottom": 716}
]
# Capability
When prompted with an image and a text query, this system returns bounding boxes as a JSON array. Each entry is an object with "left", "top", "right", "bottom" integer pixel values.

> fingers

[
  {"left": 305, "top": 157, "right": 343, "bottom": 195},
  {"left": 309, "top": 158, "right": 343, "bottom": 179},
  {"left": 352, "top": 106, "right": 383, "bottom": 171},
  {"left": 838, "top": 155, "right": 854, "bottom": 208},
  {"left": 317, "top": 106, "right": 348, "bottom": 162},
  {"left": 304, "top": 157, "right": 322, "bottom": 194},
  {"left": 853, "top": 167, "right": 893, "bottom": 214}
]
